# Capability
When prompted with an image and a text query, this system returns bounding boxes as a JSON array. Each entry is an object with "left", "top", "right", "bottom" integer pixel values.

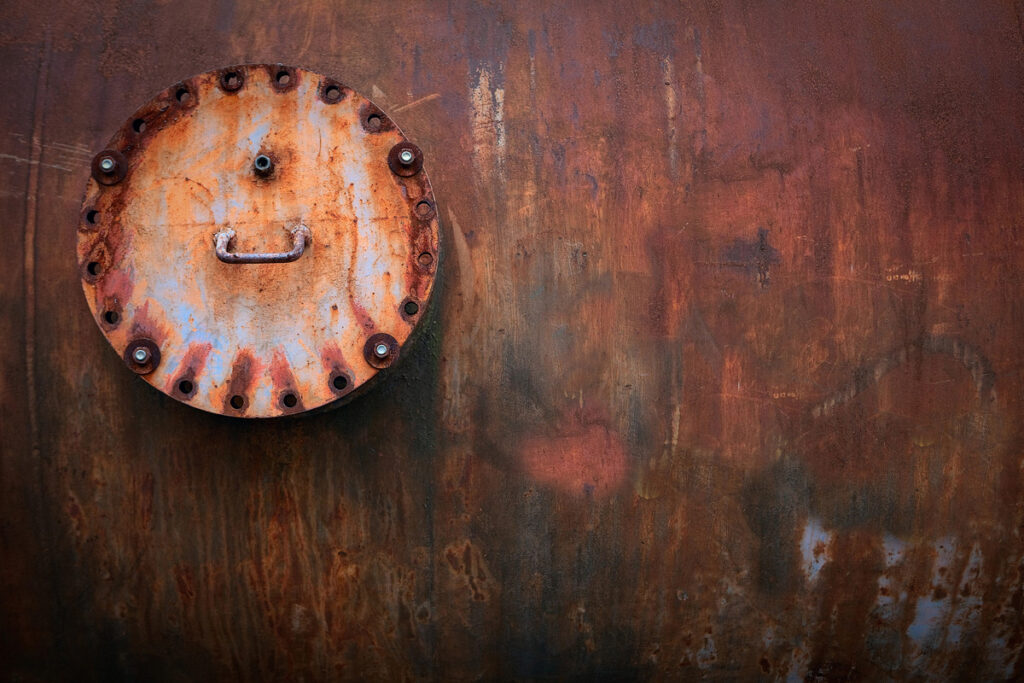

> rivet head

[
  {"left": 132, "top": 347, "right": 151, "bottom": 364},
  {"left": 99, "top": 157, "right": 116, "bottom": 173},
  {"left": 399, "top": 149, "right": 415, "bottom": 165},
  {"left": 374, "top": 343, "right": 389, "bottom": 358}
]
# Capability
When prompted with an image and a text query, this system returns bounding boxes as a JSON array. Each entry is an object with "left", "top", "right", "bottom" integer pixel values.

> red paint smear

[
  {"left": 519, "top": 418, "right": 628, "bottom": 497},
  {"left": 164, "top": 341, "right": 212, "bottom": 392}
]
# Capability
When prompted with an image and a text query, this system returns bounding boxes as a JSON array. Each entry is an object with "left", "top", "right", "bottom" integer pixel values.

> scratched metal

[
  {"left": 76, "top": 65, "right": 440, "bottom": 417},
  {"left": 4, "top": 1, "right": 1024, "bottom": 681}
]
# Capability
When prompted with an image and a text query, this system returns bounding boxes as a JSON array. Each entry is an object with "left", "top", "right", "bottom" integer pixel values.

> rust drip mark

[
  {"left": 222, "top": 350, "right": 260, "bottom": 414},
  {"left": 347, "top": 293, "right": 376, "bottom": 332},
  {"left": 712, "top": 228, "right": 780, "bottom": 288},
  {"left": 128, "top": 300, "right": 170, "bottom": 348},
  {"left": 166, "top": 342, "right": 212, "bottom": 399},
  {"left": 269, "top": 348, "right": 305, "bottom": 413},
  {"left": 812, "top": 335, "right": 996, "bottom": 417},
  {"left": 443, "top": 541, "right": 494, "bottom": 602},
  {"left": 320, "top": 341, "right": 355, "bottom": 398}
]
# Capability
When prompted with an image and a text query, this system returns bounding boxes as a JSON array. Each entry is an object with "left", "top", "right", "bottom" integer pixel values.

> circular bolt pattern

[{"left": 78, "top": 65, "right": 440, "bottom": 417}]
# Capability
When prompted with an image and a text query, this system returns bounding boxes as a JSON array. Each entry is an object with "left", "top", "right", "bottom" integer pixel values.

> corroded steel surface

[
  {"left": 77, "top": 66, "right": 439, "bottom": 417},
  {"left": 4, "top": 0, "right": 1024, "bottom": 680}
]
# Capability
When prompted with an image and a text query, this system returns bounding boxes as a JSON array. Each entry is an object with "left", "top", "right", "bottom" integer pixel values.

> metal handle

[{"left": 214, "top": 224, "right": 311, "bottom": 264}]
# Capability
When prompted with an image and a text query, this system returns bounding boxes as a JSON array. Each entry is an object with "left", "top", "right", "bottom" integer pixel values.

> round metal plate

[{"left": 77, "top": 65, "right": 440, "bottom": 417}]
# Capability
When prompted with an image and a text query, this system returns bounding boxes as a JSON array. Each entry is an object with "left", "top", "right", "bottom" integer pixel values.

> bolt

[
  {"left": 373, "top": 342, "right": 390, "bottom": 358},
  {"left": 99, "top": 157, "right": 116, "bottom": 173},
  {"left": 398, "top": 149, "right": 415, "bottom": 165},
  {"left": 132, "top": 347, "right": 151, "bottom": 364},
  {"left": 254, "top": 154, "right": 274, "bottom": 176}
]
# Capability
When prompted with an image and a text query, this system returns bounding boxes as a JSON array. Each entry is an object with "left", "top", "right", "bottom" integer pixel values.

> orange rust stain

[{"left": 519, "top": 411, "right": 629, "bottom": 497}]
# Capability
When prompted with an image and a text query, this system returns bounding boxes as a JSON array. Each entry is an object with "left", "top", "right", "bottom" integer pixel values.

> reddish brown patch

[
  {"left": 128, "top": 300, "right": 170, "bottom": 347},
  {"left": 222, "top": 350, "right": 261, "bottom": 413},
  {"left": 93, "top": 268, "right": 134, "bottom": 318},
  {"left": 165, "top": 341, "right": 213, "bottom": 395},
  {"left": 519, "top": 410, "right": 629, "bottom": 497},
  {"left": 319, "top": 341, "right": 355, "bottom": 397},
  {"left": 269, "top": 348, "right": 305, "bottom": 413}
]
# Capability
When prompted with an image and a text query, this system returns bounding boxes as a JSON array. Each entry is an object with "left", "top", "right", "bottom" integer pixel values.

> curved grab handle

[{"left": 214, "top": 224, "right": 311, "bottom": 264}]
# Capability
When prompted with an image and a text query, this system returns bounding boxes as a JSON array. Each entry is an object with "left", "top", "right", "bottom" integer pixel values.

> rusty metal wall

[{"left": 3, "top": 1, "right": 1024, "bottom": 679}]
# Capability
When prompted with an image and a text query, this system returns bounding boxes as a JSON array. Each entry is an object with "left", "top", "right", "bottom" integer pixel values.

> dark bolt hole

[
  {"left": 367, "top": 114, "right": 382, "bottom": 129},
  {"left": 404, "top": 300, "right": 419, "bottom": 316},
  {"left": 176, "top": 88, "right": 191, "bottom": 104},
  {"left": 225, "top": 73, "right": 240, "bottom": 88},
  {"left": 230, "top": 395, "right": 244, "bottom": 409},
  {"left": 103, "top": 310, "right": 119, "bottom": 325},
  {"left": 282, "top": 393, "right": 297, "bottom": 408},
  {"left": 132, "top": 118, "right": 146, "bottom": 133},
  {"left": 332, "top": 375, "right": 348, "bottom": 391},
  {"left": 324, "top": 85, "right": 341, "bottom": 102},
  {"left": 276, "top": 71, "right": 291, "bottom": 86},
  {"left": 178, "top": 379, "right": 194, "bottom": 395},
  {"left": 415, "top": 200, "right": 433, "bottom": 217},
  {"left": 254, "top": 155, "right": 272, "bottom": 173},
  {"left": 87, "top": 261, "right": 101, "bottom": 276},
  {"left": 86, "top": 209, "right": 99, "bottom": 224}
]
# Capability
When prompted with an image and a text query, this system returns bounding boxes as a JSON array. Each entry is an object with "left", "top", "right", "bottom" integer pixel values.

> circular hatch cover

[{"left": 77, "top": 65, "right": 440, "bottom": 417}]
